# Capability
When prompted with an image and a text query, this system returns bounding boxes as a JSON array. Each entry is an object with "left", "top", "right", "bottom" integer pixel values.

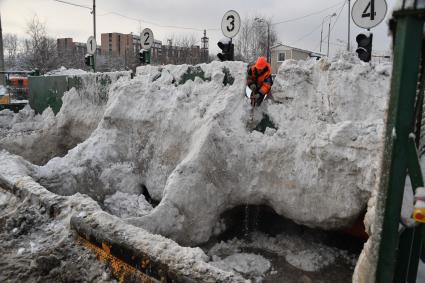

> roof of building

[{"left": 271, "top": 43, "right": 324, "bottom": 56}]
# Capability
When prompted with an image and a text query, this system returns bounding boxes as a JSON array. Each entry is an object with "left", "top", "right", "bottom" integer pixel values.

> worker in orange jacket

[{"left": 247, "top": 56, "right": 273, "bottom": 107}]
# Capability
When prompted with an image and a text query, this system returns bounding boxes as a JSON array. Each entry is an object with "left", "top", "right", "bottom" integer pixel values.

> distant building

[
  {"left": 57, "top": 38, "right": 100, "bottom": 58},
  {"left": 101, "top": 33, "right": 133, "bottom": 57},
  {"left": 151, "top": 40, "right": 163, "bottom": 63},
  {"left": 57, "top": 38, "right": 75, "bottom": 57},
  {"left": 270, "top": 44, "right": 322, "bottom": 73}
]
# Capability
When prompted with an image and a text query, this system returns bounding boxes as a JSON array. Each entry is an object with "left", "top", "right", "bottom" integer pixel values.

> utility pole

[
  {"left": 321, "top": 13, "right": 336, "bottom": 54},
  {"left": 327, "top": 18, "right": 332, "bottom": 57},
  {"left": 0, "top": 13, "right": 4, "bottom": 85},
  {"left": 348, "top": 0, "right": 351, "bottom": 51},
  {"left": 92, "top": 0, "right": 96, "bottom": 72},
  {"left": 254, "top": 17, "right": 271, "bottom": 62}
]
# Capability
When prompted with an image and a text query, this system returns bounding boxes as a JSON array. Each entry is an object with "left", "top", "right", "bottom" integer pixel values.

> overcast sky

[{"left": 0, "top": 0, "right": 395, "bottom": 56}]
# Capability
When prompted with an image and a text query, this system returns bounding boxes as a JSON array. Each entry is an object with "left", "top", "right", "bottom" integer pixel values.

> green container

[{"left": 28, "top": 75, "right": 68, "bottom": 114}]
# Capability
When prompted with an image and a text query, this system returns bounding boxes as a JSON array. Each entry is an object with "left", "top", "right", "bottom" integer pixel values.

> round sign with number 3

[{"left": 221, "top": 10, "right": 241, "bottom": 38}]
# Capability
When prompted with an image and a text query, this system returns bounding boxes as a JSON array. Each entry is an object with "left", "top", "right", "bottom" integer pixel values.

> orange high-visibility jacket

[{"left": 246, "top": 63, "right": 273, "bottom": 95}]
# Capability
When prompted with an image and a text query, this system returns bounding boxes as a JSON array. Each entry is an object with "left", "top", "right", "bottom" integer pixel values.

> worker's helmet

[{"left": 255, "top": 57, "right": 268, "bottom": 70}]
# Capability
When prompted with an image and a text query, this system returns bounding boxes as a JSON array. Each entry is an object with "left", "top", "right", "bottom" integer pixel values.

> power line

[
  {"left": 314, "top": 0, "right": 347, "bottom": 51},
  {"left": 92, "top": 1, "right": 345, "bottom": 33},
  {"left": 291, "top": 22, "right": 324, "bottom": 45},
  {"left": 98, "top": 12, "right": 216, "bottom": 32},
  {"left": 272, "top": 1, "right": 344, "bottom": 25},
  {"left": 285, "top": 1, "right": 346, "bottom": 52},
  {"left": 53, "top": 0, "right": 91, "bottom": 10}
]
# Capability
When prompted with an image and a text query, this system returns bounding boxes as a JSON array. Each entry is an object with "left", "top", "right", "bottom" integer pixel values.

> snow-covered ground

[{"left": 44, "top": 66, "right": 88, "bottom": 76}]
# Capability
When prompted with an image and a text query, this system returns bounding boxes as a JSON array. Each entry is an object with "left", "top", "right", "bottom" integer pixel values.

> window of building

[{"left": 278, "top": 52, "right": 286, "bottom": 62}]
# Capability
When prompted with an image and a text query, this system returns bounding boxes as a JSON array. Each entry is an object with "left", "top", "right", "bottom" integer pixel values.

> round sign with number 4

[
  {"left": 221, "top": 10, "right": 241, "bottom": 38},
  {"left": 352, "top": 0, "right": 387, "bottom": 29},
  {"left": 141, "top": 28, "right": 154, "bottom": 50}
]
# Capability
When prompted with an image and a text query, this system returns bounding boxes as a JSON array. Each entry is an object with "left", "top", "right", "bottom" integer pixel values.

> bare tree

[
  {"left": 23, "top": 16, "right": 58, "bottom": 73},
  {"left": 160, "top": 34, "right": 201, "bottom": 65},
  {"left": 234, "top": 16, "right": 278, "bottom": 63},
  {"left": 3, "top": 33, "right": 19, "bottom": 69},
  {"left": 4, "top": 34, "right": 18, "bottom": 60},
  {"left": 176, "top": 34, "right": 198, "bottom": 64}
]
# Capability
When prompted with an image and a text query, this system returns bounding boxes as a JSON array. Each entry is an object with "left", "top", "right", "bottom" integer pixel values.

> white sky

[{"left": 0, "top": 0, "right": 395, "bottom": 56}]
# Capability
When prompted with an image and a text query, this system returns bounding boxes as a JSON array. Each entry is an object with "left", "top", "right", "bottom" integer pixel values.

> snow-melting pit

[
  {"left": 248, "top": 113, "right": 278, "bottom": 134},
  {"left": 204, "top": 205, "right": 363, "bottom": 282}
]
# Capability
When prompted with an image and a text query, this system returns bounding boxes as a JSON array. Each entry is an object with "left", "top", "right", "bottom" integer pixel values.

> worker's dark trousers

[{"left": 256, "top": 93, "right": 265, "bottom": 106}]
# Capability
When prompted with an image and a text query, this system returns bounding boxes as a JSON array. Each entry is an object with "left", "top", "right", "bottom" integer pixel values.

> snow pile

[
  {"left": 0, "top": 71, "right": 131, "bottom": 164},
  {"left": 103, "top": 191, "right": 153, "bottom": 218},
  {"left": 0, "top": 55, "right": 392, "bottom": 281},
  {"left": 22, "top": 54, "right": 391, "bottom": 247},
  {"left": 210, "top": 253, "right": 271, "bottom": 281},
  {"left": 0, "top": 106, "right": 56, "bottom": 139},
  {"left": 0, "top": 85, "right": 7, "bottom": 96},
  {"left": 45, "top": 66, "right": 87, "bottom": 76},
  {"left": 285, "top": 249, "right": 335, "bottom": 272}
]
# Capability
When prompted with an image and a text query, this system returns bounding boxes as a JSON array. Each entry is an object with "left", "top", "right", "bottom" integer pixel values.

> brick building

[
  {"left": 101, "top": 33, "right": 137, "bottom": 57},
  {"left": 57, "top": 38, "right": 75, "bottom": 56}
]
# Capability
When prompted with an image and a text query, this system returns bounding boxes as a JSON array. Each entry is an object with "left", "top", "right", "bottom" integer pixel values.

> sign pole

[
  {"left": 348, "top": 0, "right": 351, "bottom": 51},
  {"left": 0, "top": 13, "right": 5, "bottom": 85}
]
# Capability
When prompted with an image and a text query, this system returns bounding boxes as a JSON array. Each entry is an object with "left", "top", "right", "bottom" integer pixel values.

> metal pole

[
  {"left": 0, "top": 13, "right": 5, "bottom": 85},
  {"left": 348, "top": 0, "right": 351, "bottom": 51},
  {"left": 267, "top": 23, "right": 270, "bottom": 62},
  {"left": 320, "top": 16, "right": 330, "bottom": 54},
  {"left": 327, "top": 19, "right": 331, "bottom": 57},
  {"left": 93, "top": 0, "right": 96, "bottom": 72}
]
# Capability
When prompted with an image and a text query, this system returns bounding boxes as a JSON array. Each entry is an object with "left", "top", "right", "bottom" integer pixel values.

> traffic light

[
  {"left": 356, "top": 33, "right": 373, "bottom": 63},
  {"left": 139, "top": 49, "right": 151, "bottom": 65},
  {"left": 217, "top": 38, "right": 234, "bottom": 61},
  {"left": 85, "top": 54, "right": 93, "bottom": 67}
]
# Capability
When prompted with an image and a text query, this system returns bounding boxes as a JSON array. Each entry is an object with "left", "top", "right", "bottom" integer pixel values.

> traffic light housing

[
  {"left": 85, "top": 54, "right": 94, "bottom": 67},
  {"left": 217, "top": 38, "right": 234, "bottom": 61},
  {"left": 139, "top": 49, "right": 151, "bottom": 65},
  {"left": 356, "top": 33, "right": 373, "bottom": 62}
]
